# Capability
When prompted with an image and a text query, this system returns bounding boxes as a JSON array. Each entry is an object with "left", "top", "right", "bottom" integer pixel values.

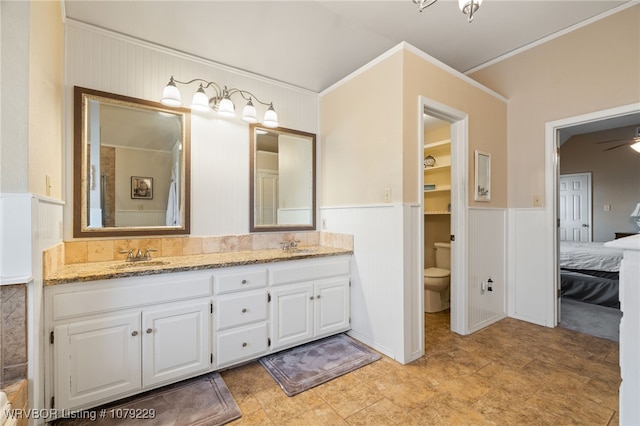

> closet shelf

[
  {"left": 424, "top": 211, "right": 451, "bottom": 215},
  {"left": 424, "top": 164, "right": 451, "bottom": 171},
  {"left": 423, "top": 139, "right": 451, "bottom": 149},
  {"left": 424, "top": 186, "right": 451, "bottom": 193}
]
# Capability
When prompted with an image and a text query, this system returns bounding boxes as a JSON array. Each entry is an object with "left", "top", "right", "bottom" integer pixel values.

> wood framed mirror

[
  {"left": 73, "top": 86, "right": 191, "bottom": 237},
  {"left": 250, "top": 124, "right": 316, "bottom": 232}
]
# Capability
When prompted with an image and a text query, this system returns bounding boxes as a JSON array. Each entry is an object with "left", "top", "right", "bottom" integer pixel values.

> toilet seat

[{"left": 424, "top": 267, "right": 450, "bottom": 278}]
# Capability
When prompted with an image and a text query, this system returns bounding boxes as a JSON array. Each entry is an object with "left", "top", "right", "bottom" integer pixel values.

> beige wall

[
  {"left": 320, "top": 47, "right": 507, "bottom": 208},
  {"left": 560, "top": 125, "right": 640, "bottom": 241},
  {"left": 320, "top": 52, "right": 404, "bottom": 206},
  {"left": 470, "top": 5, "right": 640, "bottom": 208},
  {"left": 28, "top": 1, "right": 63, "bottom": 198},
  {"left": 403, "top": 50, "right": 508, "bottom": 207}
]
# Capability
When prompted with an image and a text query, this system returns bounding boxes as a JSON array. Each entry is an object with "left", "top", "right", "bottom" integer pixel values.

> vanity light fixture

[
  {"left": 161, "top": 76, "right": 278, "bottom": 127},
  {"left": 413, "top": 0, "right": 483, "bottom": 22}
]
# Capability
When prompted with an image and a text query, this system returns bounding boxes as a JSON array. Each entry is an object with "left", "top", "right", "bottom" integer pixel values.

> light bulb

[
  {"left": 262, "top": 104, "right": 278, "bottom": 128},
  {"left": 242, "top": 100, "right": 258, "bottom": 123},
  {"left": 161, "top": 78, "right": 182, "bottom": 107},
  {"left": 191, "top": 85, "right": 210, "bottom": 111},
  {"left": 217, "top": 96, "right": 235, "bottom": 117}
]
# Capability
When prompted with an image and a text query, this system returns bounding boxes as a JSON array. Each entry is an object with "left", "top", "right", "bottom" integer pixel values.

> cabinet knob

[
  {"left": 146, "top": 328, "right": 153, "bottom": 334},
  {"left": 310, "top": 296, "right": 315, "bottom": 300},
  {"left": 241, "top": 279, "right": 247, "bottom": 284},
  {"left": 242, "top": 308, "right": 247, "bottom": 313},
  {"left": 242, "top": 342, "right": 247, "bottom": 347},
  {"left": 131, "top": 331, "right": 138, "bottom": 337},
  {"left": 316, "top": 295, "right": 321, "bottom": 299}
]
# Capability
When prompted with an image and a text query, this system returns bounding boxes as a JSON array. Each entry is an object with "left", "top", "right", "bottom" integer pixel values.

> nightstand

[{"left": 615, "top": 232, "right": 636, "bottom": 239}]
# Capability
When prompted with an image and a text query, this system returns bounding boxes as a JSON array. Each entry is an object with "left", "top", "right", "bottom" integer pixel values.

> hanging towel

[{"left": 166, "top": 179, "right": 179, "bottom": 226}]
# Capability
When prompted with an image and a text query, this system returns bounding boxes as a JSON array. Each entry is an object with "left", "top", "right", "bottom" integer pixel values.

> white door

[
  {"left": 559, "top": 173, "right": 592, "bottom": 241},
  {"left": 269, "top": 283, "right": 314, "bottom": 349},
  {"left": 142, "top": 300, "right": 211, "bottom": 387},
  {"left": 314, "top": 277, "right": 350, "bottom": 338},
  {"left": 55, "top": 312, "right": 141, "bottom": 410},
  {"left": 256, "top": 171, "right": 278, "bottom": 225}
]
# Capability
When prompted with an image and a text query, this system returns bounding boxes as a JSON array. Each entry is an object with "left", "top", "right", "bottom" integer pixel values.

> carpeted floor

[
  {"left": 53, "top": 372, "right": 241, "bottom": 426},
  {"left": 259, "top": 333, "right": 381, "bottom": 396},
  {"left": 559, "top": 298, "right": 622, "bottom": 342}
]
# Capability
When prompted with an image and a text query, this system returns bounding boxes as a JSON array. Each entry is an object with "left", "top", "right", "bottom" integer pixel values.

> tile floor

[{"left": 222, "top": 310, "right": 620, "bottom": 425}]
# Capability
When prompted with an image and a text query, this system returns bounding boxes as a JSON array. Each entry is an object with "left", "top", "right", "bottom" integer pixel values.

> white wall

[{"left": 64, "top": 21, "right": 319, "bottom": 240}]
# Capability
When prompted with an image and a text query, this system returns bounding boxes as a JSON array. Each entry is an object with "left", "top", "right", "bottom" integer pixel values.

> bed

[{"left": 559, "top": 241, "right": 624, "bottom": 308}]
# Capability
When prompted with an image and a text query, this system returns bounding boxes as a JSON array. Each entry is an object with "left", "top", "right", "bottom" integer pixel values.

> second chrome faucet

[{"left": 119, "top": 248, "right": 158, "bottom": 262}]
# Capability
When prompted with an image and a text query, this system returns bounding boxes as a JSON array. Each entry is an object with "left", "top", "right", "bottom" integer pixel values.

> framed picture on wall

[
  {"left": 474, "top": 150, "right": 491, "bottom": 201},
  {"left": 131, "top": 176, "right": 153, "bottom": 199}
]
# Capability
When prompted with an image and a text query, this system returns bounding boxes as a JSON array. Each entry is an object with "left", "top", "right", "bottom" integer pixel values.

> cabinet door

[
  {"left": 142, "top": 300, "right": 211, "bottom": 387},
  {"left": 315, "top": 277, "right": 351, "bottom": 338},
  {"left": 270, "top": 283, "right": 314, "bottom": 350},
  {"left": 54, "top": 312, "right": 141, "bottom": 410}
]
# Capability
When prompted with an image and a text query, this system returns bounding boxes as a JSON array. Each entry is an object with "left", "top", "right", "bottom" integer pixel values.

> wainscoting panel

[
  {"left": 468, "top": 208, "right": 507, "bottom": 333},
  {"left": 116, "top": 210, "right": 166, "bottom": 227},
  {"left": 64, "top": 21, "right": 319, "bottom": 239},
  {"left": 508, "top": 208, "right": 553, "bottom": 326},
  {"left": 0, "top": 194, "right": 34, "bottom": 283},
  {"left": 320, "top": 204, "right": 423, "bottom": 362}
]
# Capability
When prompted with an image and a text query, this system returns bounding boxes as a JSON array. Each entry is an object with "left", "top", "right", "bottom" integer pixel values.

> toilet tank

[{"left": 434, "top": 242, "right": 451, "bottom": 269}]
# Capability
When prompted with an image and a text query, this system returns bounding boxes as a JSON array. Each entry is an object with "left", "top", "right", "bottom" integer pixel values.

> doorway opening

[
  {"left": 545, "top": 103, "right": 640, "bottom": 329},
  {"left": 418, "top": 97, "right": 469, "bottom": 337}
]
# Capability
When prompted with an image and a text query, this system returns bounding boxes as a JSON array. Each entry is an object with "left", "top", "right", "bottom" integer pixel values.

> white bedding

[{"left": 559, "top": 241, "right": 624, "bottom": 272}]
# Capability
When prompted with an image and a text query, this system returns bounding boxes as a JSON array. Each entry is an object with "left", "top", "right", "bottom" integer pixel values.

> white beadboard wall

[
  {"left": 63, "top": 21, "right": 319, "bottom": 239},
  {"left": 321, "top": 203, "right": 423, "bottom": 363},
  {"left": 468, "top": 208, "right": 507, "bottom": 333},
  {"left": 508, "top": 208, "right": 554, "bottom": 326},
  {"left": 116, "top": 210, "right": 166, "bottom": 227}
]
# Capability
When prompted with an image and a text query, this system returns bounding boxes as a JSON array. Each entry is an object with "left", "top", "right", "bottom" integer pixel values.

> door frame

[
  {"left": 545, "top": 102, "right": 640, "bottom": 326},
  {"left": 418, "top": 96, "right": 469, "bottom": 335},
  {"left": 559, "top": 172, "right": 593, "bottom": 242}
]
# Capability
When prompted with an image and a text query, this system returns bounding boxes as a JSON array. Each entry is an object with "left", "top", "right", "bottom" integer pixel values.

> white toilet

[{"left": 424, "top": 242, "right": 451, "bottom": 313}]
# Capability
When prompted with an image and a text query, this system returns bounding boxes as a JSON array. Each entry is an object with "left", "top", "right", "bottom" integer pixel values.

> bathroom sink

[{"left": 114, "top": 260, "right": 171, "bottom": 269}]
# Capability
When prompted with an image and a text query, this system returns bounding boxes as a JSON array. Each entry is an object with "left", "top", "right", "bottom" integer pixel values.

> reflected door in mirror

[{"left": 250, "top": 125, "right": 316, "bottom": 232}]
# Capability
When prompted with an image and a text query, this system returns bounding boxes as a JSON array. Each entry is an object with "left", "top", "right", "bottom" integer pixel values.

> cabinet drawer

[
  {"left": 214, "top": 268, "right": 267, "bottom": 294},
  {"left": 50, "top": 272, "right": 213, "bottom": 321},
  {"left": 215, "top": 322, "right": 268, "bottom": 367},
  {"left": 215, "top": 290, "right": 267, "bottom": 330},
  {"left": 269, "top": 256, "right": 350, "bottom": 286}
]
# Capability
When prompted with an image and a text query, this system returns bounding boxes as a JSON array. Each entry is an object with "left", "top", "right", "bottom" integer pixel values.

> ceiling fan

[{"left": 595, "top": 127, "right": 640, "bottom": 152}]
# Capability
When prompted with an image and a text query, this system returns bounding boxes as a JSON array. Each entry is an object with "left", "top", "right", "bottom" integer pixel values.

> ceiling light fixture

[
  {"left": 161, "top": 76, "right": 278, "bottom": 127},
  {"left": 413, "top": 0, "right": 483, "bottom": 22}
]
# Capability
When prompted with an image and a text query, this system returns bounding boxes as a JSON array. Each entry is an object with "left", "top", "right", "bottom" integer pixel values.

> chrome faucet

[
  {"left": 119, "top": 248, "right": 158, "bottom": 262},
  {"left": 280, "top": 240, "right": 301, "bottom": 251}
]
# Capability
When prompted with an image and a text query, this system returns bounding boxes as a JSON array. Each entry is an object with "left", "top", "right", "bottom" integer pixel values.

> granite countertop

[{"left": 44, "top": 246, "right": 353, "bottom": 286}]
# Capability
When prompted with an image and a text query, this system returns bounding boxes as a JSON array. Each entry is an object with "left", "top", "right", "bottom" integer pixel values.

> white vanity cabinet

[
  {"left": 44, "top": 253, "right": 352, "bottom": 414},
  {"left": 212, "top": 266, "right": 269, "bottom": 368},
  {"left": 269, "top": 256, "right": 351, "bottom": 350},
  {"left": 45, "top": 271, "right": 213, "bottom": 412}
]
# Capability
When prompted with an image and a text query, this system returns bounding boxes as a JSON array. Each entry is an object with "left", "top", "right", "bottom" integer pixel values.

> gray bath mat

[
  {"left": 54, "top": 372, "right": 241, "bottom": 425},
  {"left": 259, "top": 333, "right": 381, "bottom": 396}
]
